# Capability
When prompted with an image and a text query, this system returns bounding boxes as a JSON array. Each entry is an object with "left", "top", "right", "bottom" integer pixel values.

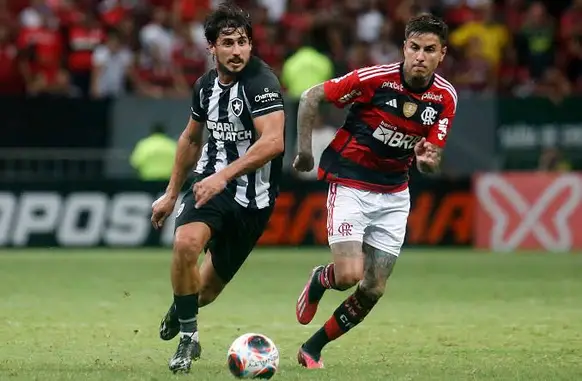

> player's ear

[{"left": 440, "top": 45, "right": 447, "bottom": 62}]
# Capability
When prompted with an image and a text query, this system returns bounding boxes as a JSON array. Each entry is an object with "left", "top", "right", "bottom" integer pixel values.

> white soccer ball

[{"left": 227, "top": 333, "right": 280, "bottom": 379}]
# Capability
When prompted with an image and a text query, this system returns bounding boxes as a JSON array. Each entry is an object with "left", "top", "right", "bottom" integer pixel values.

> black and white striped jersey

[{"left": 190, "top": 56, "right": 285, "bottom": 209}]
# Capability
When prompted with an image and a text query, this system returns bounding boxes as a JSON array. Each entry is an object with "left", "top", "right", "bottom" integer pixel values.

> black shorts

[{"left": 174, "top": 175, "right": 273, "bottom": 283}]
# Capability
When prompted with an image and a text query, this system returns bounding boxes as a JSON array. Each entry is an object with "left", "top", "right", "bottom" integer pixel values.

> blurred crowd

[{"left": 0, "top": 0, "right": 581, "bottom": 100}]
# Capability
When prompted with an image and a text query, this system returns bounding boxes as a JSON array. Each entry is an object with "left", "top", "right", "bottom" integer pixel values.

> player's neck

[
  {"left": 216, "top": 63, "right": 239, "bottom": 86},
  {"left": 217, "top": 71, "right": 236, "bottom": 86},
  {"left": 403, "top": 73, "right": 432, "bottom": 91}
]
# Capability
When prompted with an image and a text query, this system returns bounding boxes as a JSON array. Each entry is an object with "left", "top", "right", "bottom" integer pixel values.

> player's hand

[
  {"left": 194, "top": 172, "right": 227, "bottom": 209},
  {"left": 416, "top": 152, "right": 439, "bottom": 168},
  {"left": 415, "top": 138, "right": 440, "bottom": 168},
  {"left": 293, "top": 152, "right": 315, "bottom": 172},
  {"left": 414, "top": 137, "right": 429, "bottom": 157},
  {"left": 151, "top": 193, "right": 178, "bottom": 230}
]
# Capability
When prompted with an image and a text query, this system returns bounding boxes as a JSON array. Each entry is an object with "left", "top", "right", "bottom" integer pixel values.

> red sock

[
  {"left": 304, "top": 286, "right": 378, "bottom": 354},
  {"left": 324, "top": 286, "right": 376, "bottom": 339},
  {"left": 318, "top": 263, "right": 336, "bottom": 289}
]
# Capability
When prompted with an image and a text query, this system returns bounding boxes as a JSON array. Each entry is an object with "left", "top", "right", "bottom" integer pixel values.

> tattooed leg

[
  {"left": 359, "top": 242, "right": 398, "bottom": 301},
  {"left": 296, "top": 241, "right": 364, "bottom": 326},
  {"left": 299, "top": 242, "right": 396, "bottom": 361}
]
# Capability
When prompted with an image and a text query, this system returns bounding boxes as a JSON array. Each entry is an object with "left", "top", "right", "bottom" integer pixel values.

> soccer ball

[{"left": 227, "top": 333, "right": 280, "bottom": 379}]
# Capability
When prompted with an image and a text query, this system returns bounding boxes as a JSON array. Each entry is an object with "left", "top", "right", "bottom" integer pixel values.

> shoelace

[{"left": 176, "top": 337, "right": 192, "bottom": 357}]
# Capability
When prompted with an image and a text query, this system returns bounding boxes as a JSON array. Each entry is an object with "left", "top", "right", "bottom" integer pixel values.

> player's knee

[
  {"left": 173, "top": 234, "right": 204, "bottom": 266},
  {"left": 334, "top": 265, "right": 364, "bottom": 290},
  {"left": 331, "top": 243, "right": 365, "bottom": 289}
]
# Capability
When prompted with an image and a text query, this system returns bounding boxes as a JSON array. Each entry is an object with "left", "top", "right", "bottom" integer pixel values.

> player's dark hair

[
  {"left": 405, "top": 14, "right": 448, "bottom": 45},
  {"left": 204, "top": 2, "right": 253, "bottom": 45}
]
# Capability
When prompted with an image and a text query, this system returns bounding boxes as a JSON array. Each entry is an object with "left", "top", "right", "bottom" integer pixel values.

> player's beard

[
  {"left": 217, "top": 58, "right": 245, "bottom": 78},
  {"left": 405, "top": 72, "right": 431, "bottom": 90},
  {"left": 217, "top": 60, "right": 236, "bottom": 77}
]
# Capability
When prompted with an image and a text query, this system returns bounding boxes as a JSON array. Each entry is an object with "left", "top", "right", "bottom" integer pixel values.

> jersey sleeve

[
  {"left": 244, "top": 70, "right": 285, "bottom": 118},
  {"left": 323, "top": 69, "right": 374, "bottom": 108},
  {"left": 426, "top": 88, "right": 457, "bottom": 148},
  {"left": 190, "top": 77, "right": 207, "bottom": 122}
]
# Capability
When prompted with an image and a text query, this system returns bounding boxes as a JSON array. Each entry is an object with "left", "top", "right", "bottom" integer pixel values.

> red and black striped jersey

[{"left": 318, "top": 62, "right": 457, "bottom": 193}]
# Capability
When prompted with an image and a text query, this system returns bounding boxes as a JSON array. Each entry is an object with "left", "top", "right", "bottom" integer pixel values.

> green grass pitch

[{"left": 0, "top": 248, "right": 581, "bottom": 380}]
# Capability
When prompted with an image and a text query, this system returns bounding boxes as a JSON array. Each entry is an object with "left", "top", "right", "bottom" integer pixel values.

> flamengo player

[{"left": 292, "top": 14, "right": 457, "bottom": 368}]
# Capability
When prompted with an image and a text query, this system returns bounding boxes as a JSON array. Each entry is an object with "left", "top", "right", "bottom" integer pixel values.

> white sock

[{"left": 179, "top": 331, "right": 199, "bottom": 342}]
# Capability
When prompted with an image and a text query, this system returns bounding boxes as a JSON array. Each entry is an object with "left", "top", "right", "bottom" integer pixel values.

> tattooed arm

[
  {"left": 293, "top": 70, "right": 369, "bottom": 172},
  {"left": 293, "top": 84, "right": 326, "bottom": 172}
]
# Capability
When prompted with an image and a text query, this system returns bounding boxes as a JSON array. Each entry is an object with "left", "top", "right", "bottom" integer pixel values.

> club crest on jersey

[
  {"left": 421, "top": 106, "right": 438, "bottom": 125},
  {"left": 403, "top": 102, "right": 418, "bottom": 118},
  {"left": 230, "top": 97, "right": 244, "bottom": 117}
]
